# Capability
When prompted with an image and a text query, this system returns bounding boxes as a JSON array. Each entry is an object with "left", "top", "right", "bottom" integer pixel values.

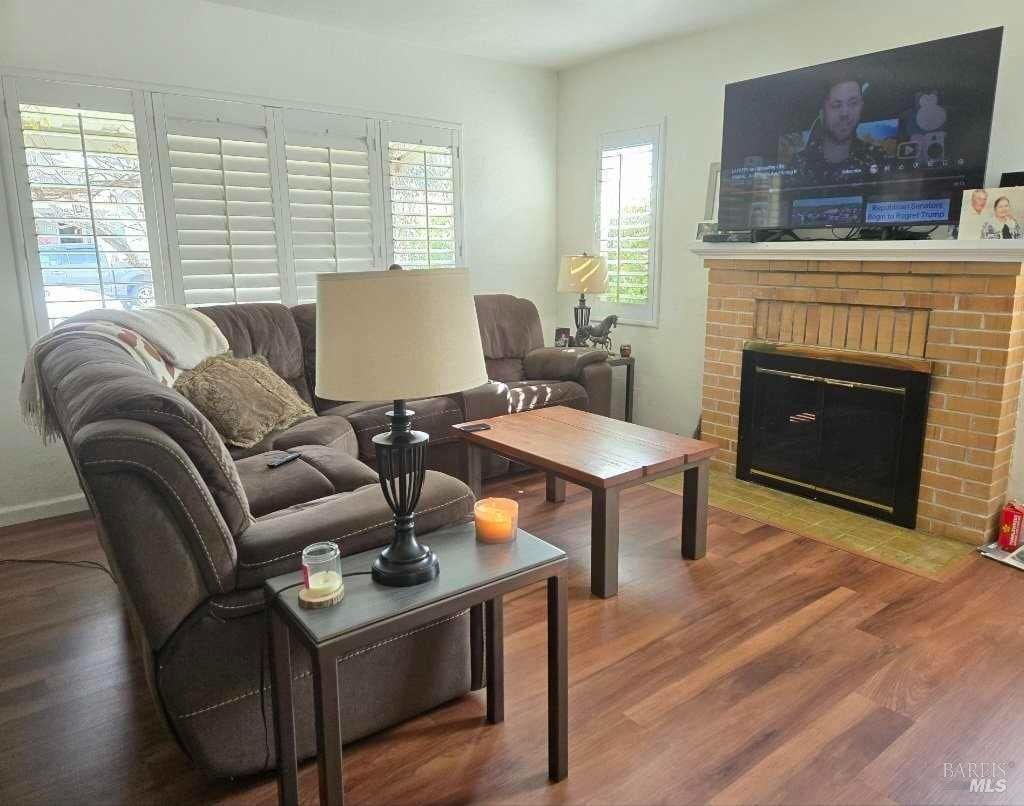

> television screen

[{"left": 718, "top": 28, "right": 1003, "bottom": 231}]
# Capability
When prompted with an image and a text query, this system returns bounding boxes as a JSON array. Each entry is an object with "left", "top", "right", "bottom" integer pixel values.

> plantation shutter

[
  {"left": 595, "top": 124, "right": 662, "bottom": 325},
  {"left": 282, "top": 109, "right": 382, "bottom": 302},
  {"left": 2, "top": 77, "right": 165, "bottom": 335},
  {"left": 384, "top": 123, "right": 462, "bottom": 269},
  {"left": 155, "top": 96, "right": 284, "bottom": 306}
]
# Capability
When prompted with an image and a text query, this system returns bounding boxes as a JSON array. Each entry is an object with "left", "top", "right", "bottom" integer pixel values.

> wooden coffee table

[{"left": 454, "top": 406, "right": 717, "bottom": 598}]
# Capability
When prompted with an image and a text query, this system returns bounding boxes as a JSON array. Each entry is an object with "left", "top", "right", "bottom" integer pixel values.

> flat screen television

[{"left": 717, "top": 28, "right": 1003, "bottom": 232}]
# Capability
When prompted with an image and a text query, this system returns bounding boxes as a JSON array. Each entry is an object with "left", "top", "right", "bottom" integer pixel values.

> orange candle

[{"left": 474, "top": 498, "right": 519, "bottom": 543}]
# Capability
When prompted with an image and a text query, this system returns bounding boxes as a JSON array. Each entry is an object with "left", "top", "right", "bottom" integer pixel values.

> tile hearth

[{"left": 649, "top": 469, "right": 973, "bottom": 579}]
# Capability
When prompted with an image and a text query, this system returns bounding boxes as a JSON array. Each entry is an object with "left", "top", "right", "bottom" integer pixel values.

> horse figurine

[{"left": 575, "top": 314, "right": 618, "bottom": 353}]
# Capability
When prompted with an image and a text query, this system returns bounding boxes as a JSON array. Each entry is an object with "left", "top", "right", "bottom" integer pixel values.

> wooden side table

[
  {"left": 606, "top": 355, "right": 635, "bottom": 422},
  {"left": 264, "top": 523, "right": 569, "bottom": 805}
]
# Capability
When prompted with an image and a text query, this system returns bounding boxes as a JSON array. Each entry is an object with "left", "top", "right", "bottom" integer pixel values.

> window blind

[
  {"left": 282, "top": 111, "right": 381, "bottom": 302},
  {"left": 598, "top": 141, "right": 655, "bottom": 306},
  {"left": 157, "top": 98, "right": 282, "bottom": 306},
  {"left": 16, "top": 103, "right": 154, "bottom": 328},
  {"left": 386, "top": 129, "right": 458, "bottom": 268}
]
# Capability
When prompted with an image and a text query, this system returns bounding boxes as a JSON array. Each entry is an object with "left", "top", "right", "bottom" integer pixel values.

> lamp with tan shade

[
  {"left": 558, "top": 253, "right": 608, "bottom": 333},
  {"left": 316, "top": 267, "right": 487, "bottom": 586}
]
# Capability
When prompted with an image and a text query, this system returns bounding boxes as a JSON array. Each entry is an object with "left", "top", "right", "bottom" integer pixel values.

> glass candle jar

[
  {"left": 474, "top": 498, "right": 519, "bottom": 543},
  {"left": 301, "top": 542, "right": 344, "bottom": 599}
]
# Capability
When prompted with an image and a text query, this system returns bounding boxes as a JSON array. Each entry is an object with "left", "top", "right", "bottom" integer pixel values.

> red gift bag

[{"left": 998, "top": 503, "right": 1024, "bottom": 551}]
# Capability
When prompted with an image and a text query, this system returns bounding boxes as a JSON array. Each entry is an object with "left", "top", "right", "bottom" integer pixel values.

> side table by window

[{"left": 607, "top": 355, "right": 635, "bottom": 422}]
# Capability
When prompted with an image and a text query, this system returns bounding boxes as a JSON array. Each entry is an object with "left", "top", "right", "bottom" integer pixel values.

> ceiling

[{"left": 210, "top": 0, "right": 793, "bottom": 69}]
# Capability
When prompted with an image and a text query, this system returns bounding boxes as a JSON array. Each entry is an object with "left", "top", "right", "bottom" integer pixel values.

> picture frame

[
  {"left": 956, "top": 187, "right": 1024, "bottom": 241},
  {"left": 704, "top": 161, "right": 721, "bottom": 222}
]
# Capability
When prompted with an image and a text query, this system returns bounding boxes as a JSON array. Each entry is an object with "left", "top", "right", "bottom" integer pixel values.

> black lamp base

[
  {"left": 371, "top": 548, "right": 439, "bottom": 587},
  {"left": 371, "top": 399, "right": 440, "bottom": 588},
  {"left": 573, "top": 292, "right": 591, "bottom": 331}
]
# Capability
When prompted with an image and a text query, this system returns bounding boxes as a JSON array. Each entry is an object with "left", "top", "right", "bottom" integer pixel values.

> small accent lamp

[
  {"left": 316, "top": 267, "right": 488, "bottom": 586},
  {"left": 558, "top": 253, "right": 608, "bottom": 331}
]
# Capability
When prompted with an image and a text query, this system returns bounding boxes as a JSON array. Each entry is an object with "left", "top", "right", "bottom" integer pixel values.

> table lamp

[
  {"left": 316, "top": 267, "right": 488, "bottom": 586},
  {"left": 557, "top": 253, "right": 608, "bottom": 331}
]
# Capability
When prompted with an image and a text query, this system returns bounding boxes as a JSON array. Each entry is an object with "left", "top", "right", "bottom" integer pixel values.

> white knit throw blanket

[{"left": 20, "top": 306, "right": 229, "bottom": 443}]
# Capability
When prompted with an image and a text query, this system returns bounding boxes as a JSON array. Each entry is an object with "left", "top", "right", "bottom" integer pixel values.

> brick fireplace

[{"left": 695, "top": 244, "right": 1024, "bottom": 545}]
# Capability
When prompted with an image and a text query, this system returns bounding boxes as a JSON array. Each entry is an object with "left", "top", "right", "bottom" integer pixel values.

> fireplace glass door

[{"left": 737, "top": 348, "right": 930, "bottom": 527}]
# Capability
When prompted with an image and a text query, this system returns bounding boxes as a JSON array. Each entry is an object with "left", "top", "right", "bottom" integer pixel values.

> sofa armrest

[
  {"left": 345, "top": 396, "right": 466, "bottom": 462},
  {"left": 455, "top": 382, "right": 510, "bottom": 421},
  {"left": 74, "top": 419, "right": 240, "bottom": 647},
  {"left": 523, "top": 347, "right": 607, "bottom": 382},
  {"left": 579, "top": 361, "right": 613, "bottom": 417}
]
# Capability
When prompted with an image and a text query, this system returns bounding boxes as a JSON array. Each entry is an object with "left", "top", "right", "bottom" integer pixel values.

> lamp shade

[
  {"left": 557, "top": 254, "right": 608, "bottom": 294},
  {"left": 316, "top": 268, "right": 488, "bottom": 402}
]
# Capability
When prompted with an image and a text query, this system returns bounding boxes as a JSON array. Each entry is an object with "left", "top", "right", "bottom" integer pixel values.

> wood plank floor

[{"left": 2, "top": 473, "right": 1024, "bottom": 805}]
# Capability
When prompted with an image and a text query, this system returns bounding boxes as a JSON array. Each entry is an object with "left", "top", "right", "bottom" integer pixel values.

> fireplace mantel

[{"left": 691, "top": 239, "right": 1024, "bottom": 263}]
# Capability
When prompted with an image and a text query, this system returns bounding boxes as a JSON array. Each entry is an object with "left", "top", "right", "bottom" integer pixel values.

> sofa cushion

[
  {"left": 229, "top": 412, "right": 358, "bottom": 459},
  {"left": 506, "top": 380, "right": 588, "bottom": 413},
  {"left": 234, "top": 470, "right": 474, "bottom": 585},
  {"left": 289, "top": 302, "right": 328, "bottom": 411},
  {"left": 174, "top": 355, "right": 315, "bottom": 449},
  {"left": 474, "top": 294, "right": 544, "bottom": 361},
  {"left": 485, "top": 357, "right": 525, "bottom": 383},
  {"left": 235, "top": 445, "right": 379, "bottom": 517},
  {"left": 200, "top": 303, "right": 312, "bottom": 404}
]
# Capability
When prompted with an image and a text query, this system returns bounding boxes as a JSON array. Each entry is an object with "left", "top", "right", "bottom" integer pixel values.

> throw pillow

[{"left": 174, "top": 354, "right": 315, "bottom": 448}]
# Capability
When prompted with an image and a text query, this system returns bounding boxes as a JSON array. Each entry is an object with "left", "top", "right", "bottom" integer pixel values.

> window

[
  {"left": 596, "top": 125, "right": 663, "bottom": 324},
  {"left": 386, "top": 125, "right": 461, "bottom": 268},
  {"left": 15, "top": 103, "right": 154, "bottom": 328},
  {"left": 283, "top": 109, "right": 383, "bottom": 302},
  {"left": 3, "top": 75, "right": 464, "bottom": 332},
  {"left": 155, "top": 96, "right": 284, "bottom": 306}
]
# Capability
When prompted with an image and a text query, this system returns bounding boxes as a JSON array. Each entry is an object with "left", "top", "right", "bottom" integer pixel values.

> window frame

[
  {"left": 280, "top": 107, "right": 386, "bottom": 300},
  {"left": 0, "top": 68, "right": 466, "bottom": 338},
  {"left": 592, "top": 122, "right": 665, "bottom": 327},
  {"left": 382, "top": 121, "right": 464, "bottom": 269},
  {"left": 151, "top": 93, "right": 292, "bottom": 306},
  {"left": 2, "top": 75, "right": 170, "bottom": 336}
]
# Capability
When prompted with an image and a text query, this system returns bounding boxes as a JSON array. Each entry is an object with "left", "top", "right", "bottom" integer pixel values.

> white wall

[
  {"left": 557, "top": 1, "right": 1024, "bottom": 464},
  {"left": 0, "top": 0, "right": 558, "bottom": 524}
]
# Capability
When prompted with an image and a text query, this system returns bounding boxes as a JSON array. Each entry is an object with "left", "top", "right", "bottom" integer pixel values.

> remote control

[{"left": 267, "top": 451, "right": 301, "bottom": 468}]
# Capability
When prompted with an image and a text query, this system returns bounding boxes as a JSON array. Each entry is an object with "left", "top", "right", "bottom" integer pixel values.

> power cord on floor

[
  {"left": 0, "top": 557, "right": 115, "bottom": 581},
  {"left": 259, "top": 569, "right": 374, "bottom": 772}
]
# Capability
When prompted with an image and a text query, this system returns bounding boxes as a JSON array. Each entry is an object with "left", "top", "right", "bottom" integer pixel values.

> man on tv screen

[{"left": 793, "top": 78, "right": 888, "bottom": 181}]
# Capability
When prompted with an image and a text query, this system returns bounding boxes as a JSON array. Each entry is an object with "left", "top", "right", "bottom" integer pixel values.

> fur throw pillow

[{"left": 174, "top": 354, "right": 315, "bottom": 448}]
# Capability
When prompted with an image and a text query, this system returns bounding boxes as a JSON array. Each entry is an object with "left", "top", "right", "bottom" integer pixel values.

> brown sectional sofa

[
  {"left": 33, "top": 293, "right": 610, "bottom": 779},
  {"left": 289, "top": 294, "right": 612, "bottom": 478}
]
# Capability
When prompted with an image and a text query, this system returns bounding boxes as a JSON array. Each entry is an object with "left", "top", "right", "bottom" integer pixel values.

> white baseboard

[{"left": 0, "top": 492, "right": 88, "bottom": 528}]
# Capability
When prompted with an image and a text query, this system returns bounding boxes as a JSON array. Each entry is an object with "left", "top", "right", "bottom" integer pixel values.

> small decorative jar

[{"left": 299, "top": 542, "right": 345, "bottom": 608}]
